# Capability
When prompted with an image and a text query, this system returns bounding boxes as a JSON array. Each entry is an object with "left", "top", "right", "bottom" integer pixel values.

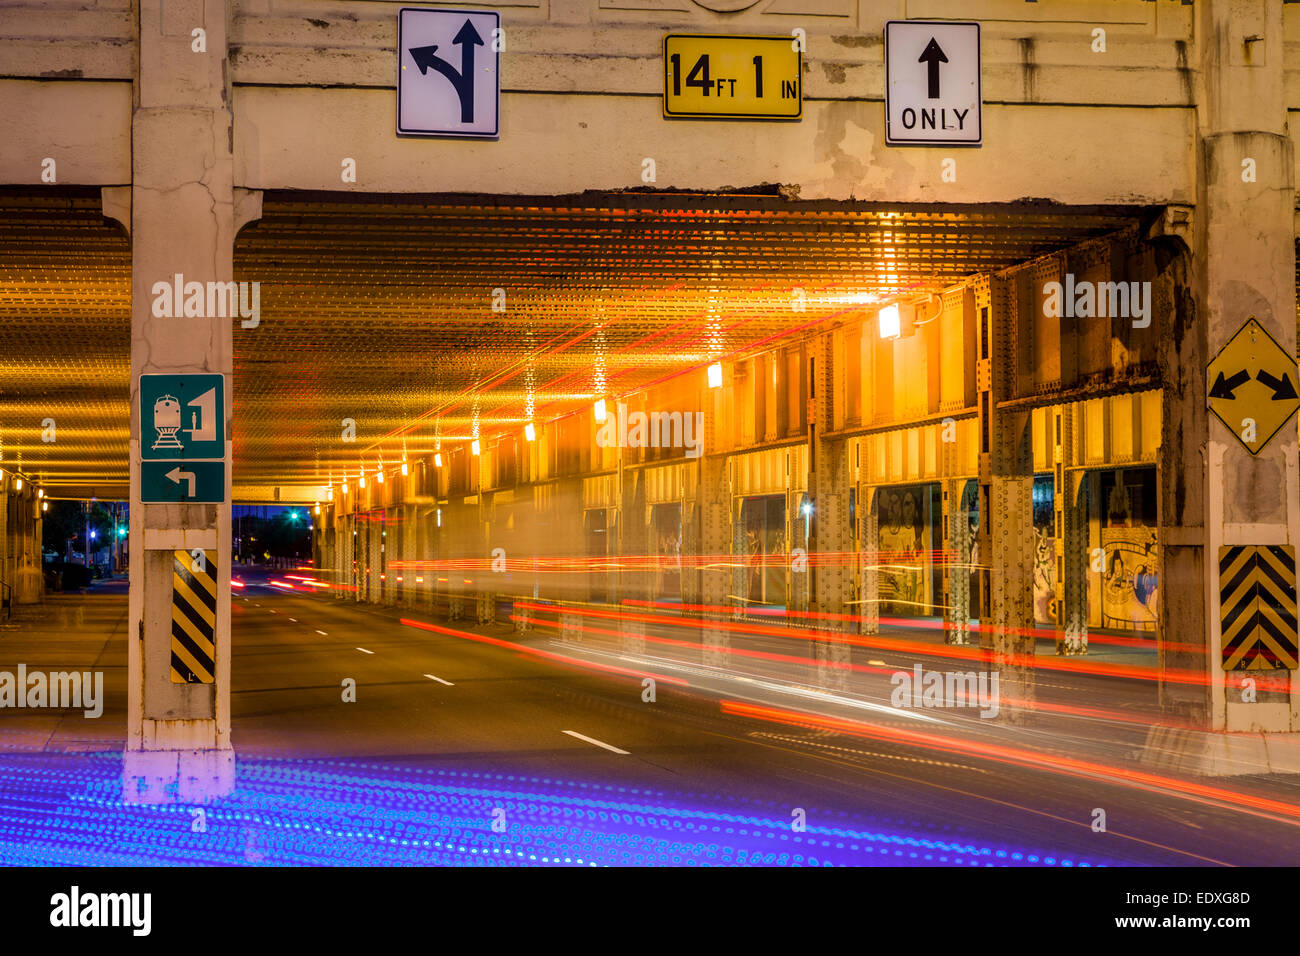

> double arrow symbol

[{"left": 1210, "top": 367, "right": 1299, "bottom": 401}]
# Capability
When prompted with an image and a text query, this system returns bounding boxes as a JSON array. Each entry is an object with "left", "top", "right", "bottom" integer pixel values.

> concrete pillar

[
  {"left": 942, "top": 479, "right": 972, "bottom": 645},
  {"left": 124, "top": 0, "right": 235, "bottom": 800},
  {"left": 976, "top": 274, "right": 1036, "bottom": 718},
  {"left": 1156, "top": 1, "right": 1298, "bottom": 734}
]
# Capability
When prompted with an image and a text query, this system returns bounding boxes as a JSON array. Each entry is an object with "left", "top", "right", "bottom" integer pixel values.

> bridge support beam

[{"left": 124, "top": 0, "right": 235, "bottom": 801}]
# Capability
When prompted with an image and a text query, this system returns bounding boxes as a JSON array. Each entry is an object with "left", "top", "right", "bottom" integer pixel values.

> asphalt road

[
  {"left": 214, "top": 566, "right": 1300, "bottom": 866},
  {"left": 2, "top": 569, "right": 1298, "bottom": 865}
]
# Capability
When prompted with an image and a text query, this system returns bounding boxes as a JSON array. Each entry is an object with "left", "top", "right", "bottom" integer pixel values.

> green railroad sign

[
  {"left": 140, "top": 373, "right": 226, "bottom": 461},
  {"left": 139, "top": 374, "right": 227, "bottom": 503}
]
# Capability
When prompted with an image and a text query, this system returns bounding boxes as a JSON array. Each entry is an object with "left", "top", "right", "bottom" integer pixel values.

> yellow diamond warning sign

[{"left": 1206, "top": 316, "right": 1300, "bottom": 456}]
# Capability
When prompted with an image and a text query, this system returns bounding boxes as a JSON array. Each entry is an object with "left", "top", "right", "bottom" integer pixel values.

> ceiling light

[
  {"left": 593, "top": 398, "right": 607, "bottom": 424},
  {"left": 434, "top": 452, "right": 442, "bottom": 468},
  {"left": 707, "top": 362, "right": 722, "bottom": 389},
  {"left": 524, "top": 422, "right": 536, "bottom": 442},
  {"left": 471, "top": 439, "right": 480, "bottom": 456},
  {"left": 401, "top": 462, "right": 408, "bottom": 476}
]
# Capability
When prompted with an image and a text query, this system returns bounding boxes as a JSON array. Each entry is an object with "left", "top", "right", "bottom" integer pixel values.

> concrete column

[
  {"left": 1157, "top": 1, "right": 1299, "bottom": 734},
  {"left": 942, "top": 479, "right": 972, "bottom": 645},
  {"left": 125, "top": 0, "right": 235, "bottom": 800},
  {"left": 977, "top": 274, "right": 1036, "bottom": 718}
]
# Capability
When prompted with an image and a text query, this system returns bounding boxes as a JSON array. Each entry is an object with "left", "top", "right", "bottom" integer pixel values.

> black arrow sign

[
  {"left": 1256, "top": 368, "right": 1298, "bottom": 401},
  {"left": 918, "top": 37, "right": 948, "bottom": 99},
  {"left": 409, "top": 18, "right": 484, "bottom": 123},
  {"left": 1210, "top": 369, "right": 1251, "bottom": 400}
]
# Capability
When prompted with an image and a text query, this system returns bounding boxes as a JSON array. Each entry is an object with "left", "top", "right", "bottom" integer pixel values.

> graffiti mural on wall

[
  {"left": 1100, "top": 529, "right": 1158, "bottom": 631},
  {"left": 1098, "top": 469, "right": 1158, "bottom": 632},
  {"left": 1031, "top": 476, "right": 1057, "bottom": 625},
  {"left": 1033, "top": 528, "right": 1058, "bottom": 624},
  {"left": 878, "top": 486, "right": 925, "bottom": 613}
]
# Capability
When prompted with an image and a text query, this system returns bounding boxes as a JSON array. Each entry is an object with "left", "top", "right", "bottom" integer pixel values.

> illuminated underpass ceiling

[{"left": 0, "top": 189, "right": 1151, "bottom": 499}]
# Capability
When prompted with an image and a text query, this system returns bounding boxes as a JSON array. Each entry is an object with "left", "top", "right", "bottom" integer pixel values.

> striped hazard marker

[
  {"left": 1220, "top": 545, "right": 1299, "bottom": 671},
  {"left": 171, "top": 549, "right": 217, "bottom": 683}
]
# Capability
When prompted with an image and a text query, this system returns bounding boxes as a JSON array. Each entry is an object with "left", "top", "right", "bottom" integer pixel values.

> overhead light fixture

[
  {"left": 878, "top": 304, "right": 901, "bottom": 340},
  {"left": 42, "top": 501, "right": 48, "bottom": 512},
  {"left": 314, "top": 503, "right": 321, "bottom": 515},
  {"left": 14, "top": 477, "right": 21, "bottom": 491},
  {"left": 376, "top": 469, "right": 385, "bottom": 484},
  {"left": 434, "top": 452, "right": 443, "bottom": 468},
  {"left": 524, "top": 422, "right": 536, "bottom": 442},
  {"left": 327, "top": 488, "right": 334, "bottom": 502},
  {"left": 359, "top": 471, "right": 366, "bottom": 489},
  {"left": 401, "top": 461, "right": 408, "bottom": 476},
  {"left": 342, "top": 483, "right": 349, "bottom": 495},
  {"left": 37, "top": 489, "right": 43, "bottom": 498},
  {"left": 707, "top": 362, "right": 723, "bottom": 389},
  {"left": 593, "top": 398, "right": 607, "bottom": 424},
  {"left": 471, "top": 439, "right": 481, "bottom": 456}
]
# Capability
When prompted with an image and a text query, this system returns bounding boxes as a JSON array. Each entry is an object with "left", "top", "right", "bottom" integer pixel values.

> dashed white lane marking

[
  {"left": 269, "top": 609, "right": 277, "bottom": 614},
  {"left": 316, "top": 630, "right": 328, "bottom": 636},
  {"left": 289, "top": 618, "right": 298, "bottom": 623},
  {"left": 356, "top": 647, "right": 374, "bottom": 655},
  {"left": 750, "top": 731, "right": 988, "bottom": 773},
  {"left": 423, "top": 674, "right": 454, "bottom": 686},
  {"left": 561, "top": 730, "right": 629, "bottom": 755}
]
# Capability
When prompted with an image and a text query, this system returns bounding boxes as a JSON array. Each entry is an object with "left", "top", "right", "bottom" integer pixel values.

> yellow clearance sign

[
  {"left": 664, "top": 35, "right": 802, "bottom": 120},
  {"left": 1206, "top": 316, "right": 1300, "bottom": 456}
]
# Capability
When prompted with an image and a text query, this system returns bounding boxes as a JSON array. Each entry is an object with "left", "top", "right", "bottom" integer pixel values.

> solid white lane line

[
  {"left": 561, "top": 730, "right": 629, "bottom": 755},
  {"left": 316, "top": 630, "right": 328, "bottom": 636},
  {"left": 356, "top": 647, "right": 374, "bottom": 655},
  {"left": 423, "top": 674, "right": 454, "bottom": 686}
]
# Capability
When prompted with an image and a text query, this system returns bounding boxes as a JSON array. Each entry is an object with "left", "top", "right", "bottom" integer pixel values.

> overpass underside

[{"left": 4, "top": 180, "right": 1299, "bottom": 752}]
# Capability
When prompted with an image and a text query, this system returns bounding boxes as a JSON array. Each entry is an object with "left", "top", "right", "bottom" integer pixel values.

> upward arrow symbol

[
  {"left": 918, "top": 37, "right": 948, "bottom": 99},
  {"left": 409, "top": 19, "right": 485, "bottom": 123}
]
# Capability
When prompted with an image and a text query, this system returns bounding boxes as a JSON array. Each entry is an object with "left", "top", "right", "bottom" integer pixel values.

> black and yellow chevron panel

[
  {"left": 171, "top": 549, "right": 217, "bottom": 683},
  {"left": 1220, "top": 545, "right": 1299, "bottom": 671}
]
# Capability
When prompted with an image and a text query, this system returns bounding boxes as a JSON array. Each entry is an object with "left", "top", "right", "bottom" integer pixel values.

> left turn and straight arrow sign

[{"left": 398, "top": 8, "right": 500, "bottom": 138}]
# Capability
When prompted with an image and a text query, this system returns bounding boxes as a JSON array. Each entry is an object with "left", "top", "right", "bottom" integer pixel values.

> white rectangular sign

[
  {"left": 398, "top": 7, "right": 500, "bottom": 138},
  {"left": 884, "top": 20, "right": 981, "bottom": 147}
]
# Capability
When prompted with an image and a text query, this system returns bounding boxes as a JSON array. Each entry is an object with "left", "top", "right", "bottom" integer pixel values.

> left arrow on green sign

[{"left": 142, "top": 461, "right": 224, "bottom": 503}]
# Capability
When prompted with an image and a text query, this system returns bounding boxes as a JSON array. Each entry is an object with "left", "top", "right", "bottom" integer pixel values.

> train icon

[{"left": 151, "top": 394, "right": 184, "bottom": 450}]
